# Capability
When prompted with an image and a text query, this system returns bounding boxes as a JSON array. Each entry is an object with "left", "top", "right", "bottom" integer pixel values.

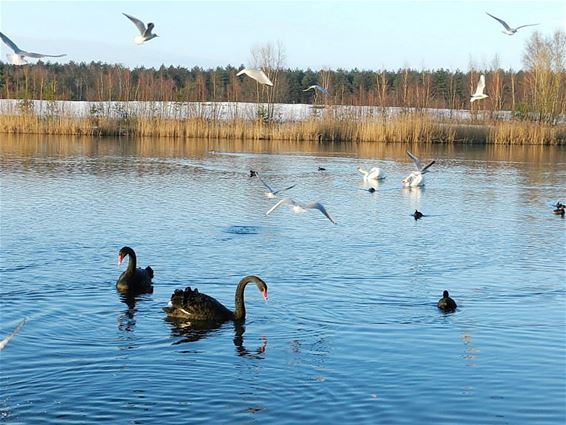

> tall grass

[{"left": 0, "top": 109, "right": 563, "bottom": 145}]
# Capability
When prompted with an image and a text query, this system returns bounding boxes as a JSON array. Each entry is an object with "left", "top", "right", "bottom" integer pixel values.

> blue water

[{"left": 1, "top": 136, "right": 565, "bottom": 424}]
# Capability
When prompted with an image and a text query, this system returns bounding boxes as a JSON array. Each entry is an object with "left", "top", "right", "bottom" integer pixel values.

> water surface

[{"left": 1, "top": 136, "right": 565, "bottom": 424}]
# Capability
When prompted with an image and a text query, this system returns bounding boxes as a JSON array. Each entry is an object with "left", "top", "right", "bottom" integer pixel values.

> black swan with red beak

[
  {"left": 163, "top": 275, "right": 268, "bottom": 322},
  {"left": 116, "top": 246, "right": 154, "bottom": 293}
]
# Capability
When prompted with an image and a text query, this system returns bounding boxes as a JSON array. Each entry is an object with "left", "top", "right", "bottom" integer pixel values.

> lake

[{"left": 1, "top": 135, "right": 565, "bottom": 424}]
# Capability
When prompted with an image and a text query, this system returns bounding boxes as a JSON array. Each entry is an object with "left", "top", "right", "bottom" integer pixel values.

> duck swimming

[
  {"left": 437, "top": 290, "right": 457, "bottom": 312},
  {"left": 412, "top": 210, "right": 424, "bottom": 220},
  {"left": 553, "top": 202, "right": 565, "bottom": 217}
]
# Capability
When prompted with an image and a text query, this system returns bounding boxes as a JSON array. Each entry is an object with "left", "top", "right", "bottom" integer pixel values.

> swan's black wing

[{"left": 165, "top": 287, "right": 233, "bottom": 321}]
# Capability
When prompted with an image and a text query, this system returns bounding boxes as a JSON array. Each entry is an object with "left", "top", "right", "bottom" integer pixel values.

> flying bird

[
  {"left": 0, "top": 31, "right": 66, "bottom": 65},
  {"left": 485, "top": 12, "right": 539, "bottom": 35},
  {"left": 470, "top": 74, "right": 488, "bottom": 103},
  {"left": 258, "top": 175, "right": 296, "bottom": 199},
  {"left": 123, "top": 13, "right": 159, "bottom": 44},
  {"left": 303, "top": 84, "right": 330, "bottom": 95},
  {"left": 266, "top": 198, "right": 336, "bottom": 224},
  {"left": 402, "top": 151, "right": 435, "bottom": 188},
  {"left": 236, "top": 68, "right": 273, "bottom": 86}
]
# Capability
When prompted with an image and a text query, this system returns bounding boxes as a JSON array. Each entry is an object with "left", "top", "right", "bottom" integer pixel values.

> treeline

[{"left": 0, "top": 61, "right": 543, "bottom": 112}]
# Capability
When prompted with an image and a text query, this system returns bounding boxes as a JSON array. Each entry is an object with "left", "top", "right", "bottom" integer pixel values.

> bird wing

[
  {"left": 0, "top": 318, "right": 25, "bottom": 351},
  {"left": 24, "top": 52, "right": 66, "bottom": 58},
  {"left": 486, "top": 12, "right": 512, "bottom": 31},
  {"left": 420, "top": 160, "right": 435, "bottom": 174},
  {"left": 273, "top": 184, "right": 296, "bottom": 195},
  {"left": 303, "top": 85, "right": 315, "bottom": 91},
  {"left": 237, "top": 69, "right": 274, "bottom": 86},
  {"left": 266, "top": 198, "right": 292, "bottom": 215},
  {"left": 315, "top": 85, "right": 329, "bottom": 95},
  {"left": 0, "top": 31, "right": 23, "bottom": 54},
  {"left": 305, "top": 202, "right": 336, "bottom": 224},
  {"left": 406, "top": 150, "right": 423, "bottom": 171},
  {"left": 474, "top": 74, "right": 486, "bottom": 95},
  {"left": 515, "top": 23, "right": 539, "bottom": 30},
  {"left": 123, "top": 13, "right": 147, "bottom": 34},
  {"left": 258, "top": 176, "right": 274, "bottom": 193}
]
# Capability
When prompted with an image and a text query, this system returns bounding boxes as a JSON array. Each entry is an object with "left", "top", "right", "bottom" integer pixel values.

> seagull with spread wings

[
  {"left": 0, "top": 32, "right": 66, "bottom": 65},
  {"left": 470, "top": 74, "right": 488, "bottom": 103},
  {"left": 486, "top": 12, "right": 539, "bottom": 35},
  {"left": 266, "top": 198, "right": 336, "bottom": 224},
  {"left": 258, "top": 175, "right": 296, "bottom": 199},
  {"left": 236, "top": 68, "right": 274, "bottom": 86},
  {"left": 123, "top": 13, "right": 159, "bottom": 44}
]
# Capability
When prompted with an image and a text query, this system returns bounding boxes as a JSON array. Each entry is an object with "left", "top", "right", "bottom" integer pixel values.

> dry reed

[{"left": 0, "top": 110, "right": 563, "bottom": 145}]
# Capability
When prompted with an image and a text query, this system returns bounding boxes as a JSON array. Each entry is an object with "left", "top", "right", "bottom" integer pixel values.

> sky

[{"left": 0, "top": 0, "right": 564, "bottom": 71}]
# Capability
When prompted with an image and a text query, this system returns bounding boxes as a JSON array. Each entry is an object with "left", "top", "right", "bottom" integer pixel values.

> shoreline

[{"left": 0, "top": 100, "right": 564, "bottom": 145}]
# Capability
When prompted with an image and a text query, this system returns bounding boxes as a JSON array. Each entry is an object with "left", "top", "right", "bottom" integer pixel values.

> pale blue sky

[{"left": 0, "top": 0, "right": 564, "bottom": 71}]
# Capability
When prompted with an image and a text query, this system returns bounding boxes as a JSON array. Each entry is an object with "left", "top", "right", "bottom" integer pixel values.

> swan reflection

[
  {"left": 166, "top": 319, "right": 267, "bottom": 358},
  {"left": 117, "top": 291, "right": 152, "bottom": 333}
]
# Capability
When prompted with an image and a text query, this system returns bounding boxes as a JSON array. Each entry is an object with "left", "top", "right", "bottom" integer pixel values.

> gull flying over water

[
  {"left": 485, "top": 12, "right": 539, "bottom": 35},
  {"left": 123, "top": 13, "right": 159, "bottom": 44},
  {"left": 402, "top": 151, "right": 435, "bottom": 188},
  {"left": 258, "top": 175, "right": 296, "bottom": 199},
  {"left": 303, "top": 84, "right": 330, "bottom": 95},
  {"left": 470, "top": 74, "right": 488, "bottom": 103},
  {"left": 236, "top": 69, "right": 274, "bottom": 86},
  {"left": 266, "top": 198, "right": 336, "bottom": 224},
  {"left": 0, "top": 31, "right": 66, "bottom": 65}
]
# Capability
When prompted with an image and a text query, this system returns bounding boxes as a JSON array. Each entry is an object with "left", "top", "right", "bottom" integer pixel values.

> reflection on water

[{"left": 1, "top": 134, "right": 564, "bottom": 425}]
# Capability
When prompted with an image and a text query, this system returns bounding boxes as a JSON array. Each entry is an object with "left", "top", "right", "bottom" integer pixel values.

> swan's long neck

[
  {"left": 234, "top": 276, "right": 264, "bottom": 321},
  {"left": 125, "top": 249, "right": 137, "bottom": 276},
  {"left": 358, "top": 167, "right": 368, "bottom": 177}
]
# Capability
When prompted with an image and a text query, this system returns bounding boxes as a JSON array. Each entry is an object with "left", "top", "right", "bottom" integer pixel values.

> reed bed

[{"left": 0, "top": 109, "right": 563, "bottom": 145}]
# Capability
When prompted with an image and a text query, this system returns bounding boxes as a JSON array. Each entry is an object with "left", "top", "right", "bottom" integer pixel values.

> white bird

[
  {"left": 402, "top": 151, "right": 435, "bottom": 188},
  {"left": 123, "top": 13, "right": 158, "bottom": 44},
  {"left": 470, "top": 74, "right": 488, "bottom": 103},
  {"left": 266, "top": 198, "right": 336, "bottom": 224},
  {"left": 486, "top": 12, "right": 539, "bottom": 35},
  {"left": 0, "top": 32, "right": 66, "bottom": 65},
  {"left": 303, "top": 84, "right": 330, "bottom": 95},
  {"left": 358, "top": 166, "right": 386, "bottom": 181},
  {"left": 0, "top": 318, "right": 25, "bottom": 351},
  {"left": 258, "top": 175, "right": 296, "bottom": 199},
  {"left": 236, "top": 68, "right": 273, "bottom": 86}
]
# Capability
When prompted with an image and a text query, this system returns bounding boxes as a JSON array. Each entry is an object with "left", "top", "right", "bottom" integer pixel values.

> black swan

[
  {"left": 116, "top": 246, "right": 154, "bottom": 293},
  {"left": 437, "top": 290, "right": 457, "bottom": 312},
  {"left": 163, "top": 275, "right": 268, "bottom": 322}
]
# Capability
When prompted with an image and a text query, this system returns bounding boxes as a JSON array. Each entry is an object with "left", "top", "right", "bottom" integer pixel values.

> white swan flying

[{"left": 303, "top": 84, "right": 330, "bottom": 95}]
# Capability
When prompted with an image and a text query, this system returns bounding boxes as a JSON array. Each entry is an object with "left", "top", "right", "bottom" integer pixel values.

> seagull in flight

[
  {"left": 0, "top": 32, "right": 66, "bottom": 65},
  {"left": 470, "top": 74, "right": 488, "bottom": 103},
  {"left": 123, "top": 13, "right": 159, "bottom": 44},
  {"left": 303, "top": 84, "right": 330, "bottom": 95},
  {"left": 266, "top": 198, "right": 336, "bottom": 224},
  {"left": 236, "top": 68, "right": 274, "bottom": 86},
  {"left": 485, "top": 12, "right": 539, "bottom": 35},
  {"left": 402, "top": 151, "right": 435, "bottom": 188},
  {"left": 258, "top": 175, "right": 296, "bottom": 199}
]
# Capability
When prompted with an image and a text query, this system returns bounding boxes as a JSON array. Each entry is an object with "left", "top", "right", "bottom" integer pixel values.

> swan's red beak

[
  {"left": 118, "top": 254, "right": 123, "bottom": 266},
  {"left": 261, "top": 289, "right": 268, "bottom": 302}
]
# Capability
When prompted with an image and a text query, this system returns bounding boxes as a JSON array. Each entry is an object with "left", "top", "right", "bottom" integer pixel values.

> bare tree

[{"left": 522, "top": 29, "right": 566, "bottom": 123}]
